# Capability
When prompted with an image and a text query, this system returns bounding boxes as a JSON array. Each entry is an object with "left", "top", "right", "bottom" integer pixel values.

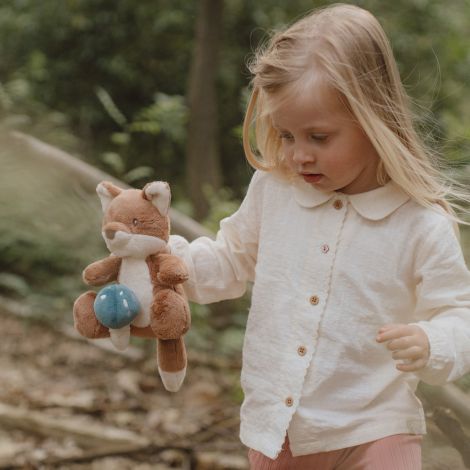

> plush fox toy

[{"left": 73, "top": 181, "right": 191, "bottom": 392}]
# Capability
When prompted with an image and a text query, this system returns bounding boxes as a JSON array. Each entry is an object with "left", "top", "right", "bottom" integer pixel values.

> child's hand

[{"left": 376, "top": 324, "right": 430, "bottom": 372}]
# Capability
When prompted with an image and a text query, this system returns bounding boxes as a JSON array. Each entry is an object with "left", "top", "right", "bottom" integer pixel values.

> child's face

[{"left": 270, "top": 81, "right": 381, "bottom": 194}]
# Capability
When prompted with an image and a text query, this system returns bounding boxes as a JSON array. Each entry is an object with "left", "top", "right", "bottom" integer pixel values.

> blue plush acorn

[{"left": 94, "top": 284, "right": 140, "bottom": 329}]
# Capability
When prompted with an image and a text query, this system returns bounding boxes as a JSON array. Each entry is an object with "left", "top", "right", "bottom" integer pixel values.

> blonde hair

[{"left": 243, "top": 3, "right": 470, "bottom": 224}]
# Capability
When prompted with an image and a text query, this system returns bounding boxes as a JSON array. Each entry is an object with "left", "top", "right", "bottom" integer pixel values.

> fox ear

[
  {"left": 96, "top": 181, "right": 122, "bottom": 212},
  {"left": 143, "top": 181, "right": 171, "bottom": 216}
]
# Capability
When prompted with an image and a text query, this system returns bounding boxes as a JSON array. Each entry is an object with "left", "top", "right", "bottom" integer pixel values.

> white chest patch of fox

[{"left": 118, "top": 257, "right": 153, "bottom": 328}]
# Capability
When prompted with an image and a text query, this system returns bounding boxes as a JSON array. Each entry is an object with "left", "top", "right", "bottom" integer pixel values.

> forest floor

[{"left": 0, "top": 305, "right": 469, "bottom": 470}]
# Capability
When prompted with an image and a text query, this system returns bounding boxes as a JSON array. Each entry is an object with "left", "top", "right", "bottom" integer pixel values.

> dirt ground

[{"left": 0, "top": 308, "right": 468, "bottom": 470}]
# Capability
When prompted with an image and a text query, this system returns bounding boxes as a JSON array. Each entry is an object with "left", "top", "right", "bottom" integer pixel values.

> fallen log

[
  {"left": 432, "top": 407, "right": 470, "bottom": 469},
  {"left": 5, "top": 130, "right": 213, "bottom": 241},
  {"left": 31, "top": 443, "right": 178, "bottom": 468},
  {"left": 0, "top": 402, "right": 149, "bottom": 449},
  {"left": 418, "top": 382, "right": 470, "bottom": 429}
]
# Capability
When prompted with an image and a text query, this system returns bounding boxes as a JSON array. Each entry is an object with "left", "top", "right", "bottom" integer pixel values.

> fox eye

[{"left": 132, "top": 218, "right": 139, "bottom": 226}]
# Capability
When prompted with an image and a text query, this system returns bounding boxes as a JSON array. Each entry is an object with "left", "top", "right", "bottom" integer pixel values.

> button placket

[{"left": 301, "top": 195, "right": 347, "bottom": 396}]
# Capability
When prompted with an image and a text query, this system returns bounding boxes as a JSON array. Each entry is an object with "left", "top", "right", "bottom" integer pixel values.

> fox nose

[
  {"left": 105, "top": 229, "right": 116, "bottom": 240},
  {"left": 103, "top": 221, "right": 128, "bottom": 239}
]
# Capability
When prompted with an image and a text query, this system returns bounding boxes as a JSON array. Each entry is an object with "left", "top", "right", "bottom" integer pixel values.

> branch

[
  {"left": 432, "top": 407, "right": 470, "bottom": 468},
  {"left": 418, "top": 382, "right": 470, "bottom": 428},
  {"left": 0, "top": 402, "right": 149, "bottom": 449},
  {"left": 6, "top": 131, "right": 213, "bottom": 241}
]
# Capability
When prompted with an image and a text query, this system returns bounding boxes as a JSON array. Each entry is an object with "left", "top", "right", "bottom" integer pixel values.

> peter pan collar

[{"left": 291, "top": 178, "right": 410, "bottom": 221}]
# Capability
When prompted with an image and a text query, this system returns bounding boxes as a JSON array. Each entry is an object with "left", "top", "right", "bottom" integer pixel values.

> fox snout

[
  {"left": 103, "top": 222, "right": 129, "bottom": 240},
  {"left": 105, "top": 229, "right": 117, "bottom": 239}
]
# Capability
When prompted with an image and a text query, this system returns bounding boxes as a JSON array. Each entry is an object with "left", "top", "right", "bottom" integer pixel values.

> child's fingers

[
  {"left": 384, "top": 336, "right": 413, "bottom": 351},
  {"left": 376, "top": 324, "right": 410, "bottom": 343},
  {"left": 391, "top": 346, "right": 423, "bottom": 361},
  {"left": 376, "top": 324, "right": 430, "bottom": 372},
  {"left": 377, "top": 323, "right": 401, "bottom": 334},
  {"left": 395, "top": 358, "right": 427, "bottom": 372}
]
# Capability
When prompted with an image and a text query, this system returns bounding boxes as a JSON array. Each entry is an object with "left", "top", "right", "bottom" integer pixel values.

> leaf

[
  {"left": 0, "top": 82, "right": 13, "bottom": 109},
  {"left": 127, "top": 121, "right": 161, "bottom": 135},
  {"left": 0, "top": 273, "right": 30, "bottom": 297},
  {"left": 128, "top": 92, "right": 187, "bottom": 143},
  {"left": 123, "top": 166, "right": 155, "bottom": 184},
  {"left": 216, "top": 327, "right": 245, "bottom": 356},
  {"left": 110, "top": 132, "right": 130, "bottom": 146},
  {"left": 95, "top": 86, "right": 127, "bottom": 126},
  {"left": 101, "top": 152, "right": 126, "bottom": 174}
]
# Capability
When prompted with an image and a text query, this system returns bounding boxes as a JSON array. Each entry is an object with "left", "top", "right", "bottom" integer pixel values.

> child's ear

[
  {"left": 143, "top": 181, "right": 171, "bottom": 216},
  {"left": 96, "top": 181, "right": 122, "bottom": 212}
]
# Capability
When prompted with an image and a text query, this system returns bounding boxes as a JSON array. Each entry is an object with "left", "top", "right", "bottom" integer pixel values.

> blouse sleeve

[
  {"left": 168, "top": 170, "right": 263, "bottom": 304},
  {"left": 411, "top": 215, "right": 470, "bottom": 385}
]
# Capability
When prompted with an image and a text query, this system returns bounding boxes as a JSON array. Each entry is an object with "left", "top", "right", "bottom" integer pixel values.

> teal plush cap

[{"left": 94, "top": 284, "right": 140, "bottom": 329}]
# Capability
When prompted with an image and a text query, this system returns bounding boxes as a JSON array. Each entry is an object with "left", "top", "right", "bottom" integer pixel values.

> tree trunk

[{"left": 185, "top": 0, "right": 224, "bottom": 221}]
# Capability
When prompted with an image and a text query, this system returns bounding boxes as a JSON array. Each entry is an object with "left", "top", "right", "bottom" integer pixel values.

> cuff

[
  {"left": 409, "top": 321, "right": 455, "bottom": 385},
  {"left": 168, "top": 235, "right": 195, "bottom": 287}
]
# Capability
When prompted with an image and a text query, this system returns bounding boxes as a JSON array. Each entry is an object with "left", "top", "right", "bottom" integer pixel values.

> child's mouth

[{"left": 302, "top": 173, "right": 323, "bottom": 184}]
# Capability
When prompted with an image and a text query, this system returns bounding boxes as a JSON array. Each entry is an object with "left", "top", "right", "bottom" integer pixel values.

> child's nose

[{"left": 292, "top": 145, "right": 315, "bottom": 165}]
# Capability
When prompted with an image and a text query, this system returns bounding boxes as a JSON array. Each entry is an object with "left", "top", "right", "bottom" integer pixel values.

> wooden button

[
  {"left": 333, "top": 199, "right": 344, "bottom": 210},
  {"left": 298, "top": 346, "right": 307, "bottom": 356},
  {"left": 285, "top": 397, "right": 294, "bottom": 407},
  {"left": 309, "top": 295, "right": 320, "bottom": 305}
]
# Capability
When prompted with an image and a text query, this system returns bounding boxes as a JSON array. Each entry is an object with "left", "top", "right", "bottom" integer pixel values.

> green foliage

[
  {"left": 95, "top": 88, "right": 188, "bottom": 187},
  {"left": 460, "top": 225, "right": 470, "bottom": 266},
  {"left": 216, "top": 327, "right": 246, "bottom": 356},
  {"left": 1, "top": 0, "right": 469, "bottom": 195},
  {"left": 201, "top": 185, "right": 243, "bottom": 233},
  {"left": 0, "top": 0, "right": 197, "bottom": 190},
  {"left": 130, "top": 93, "right": 187, "bottom": 143},
  {"left": 96, "top": 87, "right": 127, "bottom": 127},
  {"left": 0, "top": 75, "right": 79, "bottom": 153},
  {"left": 0, "top": 137, "right": 107, "bottom": 317},
  {"left": 455, "top": 373, "right": 470, "bottom": 393},
  {"left": 185, "top": 302, "right": 216, "bottom": 352},
  {"left": 367, "top": 0, "right": 470, "bottom": 166},
  {"left": 0, "top": 273, "right": 30, "bottom": 297}
]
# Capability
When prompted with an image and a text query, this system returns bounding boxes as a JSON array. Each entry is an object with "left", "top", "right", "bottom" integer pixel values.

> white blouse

[{"left": 169, "top": 170, "right": 470, "bottom": 459}]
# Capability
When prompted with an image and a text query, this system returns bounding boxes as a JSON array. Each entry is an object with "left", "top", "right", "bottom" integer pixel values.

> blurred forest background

[
  {"left": 1, "top": 0, "right": 470, "bottom": 467},
  {"left": 1, "top": 0, "right": 470, "bottom": 373}
]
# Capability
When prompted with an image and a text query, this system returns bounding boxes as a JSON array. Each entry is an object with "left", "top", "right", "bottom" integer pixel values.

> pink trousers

[{"left": 248, "top": 434, "right": 422, "bottom": 470}]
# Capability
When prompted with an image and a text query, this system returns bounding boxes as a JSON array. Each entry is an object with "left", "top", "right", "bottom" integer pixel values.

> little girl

[{"left": 170, "top": 4, "right": 470, "bottom": 469}]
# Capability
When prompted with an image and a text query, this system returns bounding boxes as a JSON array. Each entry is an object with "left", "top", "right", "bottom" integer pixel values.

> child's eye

[
  {"left": 279, "top": 132, "right": 294, "bottom": 141},
  {"left": 310, "top": 134, "right": 328, "bottom": 142}
]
